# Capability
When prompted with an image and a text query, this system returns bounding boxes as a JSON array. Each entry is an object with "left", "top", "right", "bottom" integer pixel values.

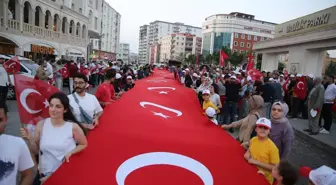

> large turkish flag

[
  {"left": 14, "top": 74, "right": 59, "bottom": 131},
  {"left": 44, "top": 70, "right": 269, "bottom": 185}
]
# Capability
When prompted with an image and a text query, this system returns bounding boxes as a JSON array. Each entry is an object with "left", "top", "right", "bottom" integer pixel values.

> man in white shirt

[
  {"left": 0, "top": 101, "right": 35, "bottom": 185},
  {"left": 0, "top": 57, "right": 10, "bottom": 104},
  {"left": 320, "top": 76, "right": 336, "bottom": 134},
  {"left": 68, "top": 73, "right": 103, "bottom": 130}
]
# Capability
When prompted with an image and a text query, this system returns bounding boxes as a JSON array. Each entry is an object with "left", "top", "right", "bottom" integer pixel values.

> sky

[{"left": 106, "top": 0, "right": 336, "bottom": 54}]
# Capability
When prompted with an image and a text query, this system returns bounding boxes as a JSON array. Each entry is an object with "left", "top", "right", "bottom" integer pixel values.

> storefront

[
  {"left": 0, "top": 36, "right": 17, "bottom": 55},
  {"left": 89, "top": 50, "right": 116, "bottom": 61},
  {"left": 23, "top": 44, "right": 57, "bottom": 61},
  {"left": 61, "top": 48, "right": 85, "bottom": 61}
]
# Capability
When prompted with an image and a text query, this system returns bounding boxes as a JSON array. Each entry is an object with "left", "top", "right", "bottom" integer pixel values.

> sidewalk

[{"left": 289, "top": 118, "right": 336, "bottom": 156}]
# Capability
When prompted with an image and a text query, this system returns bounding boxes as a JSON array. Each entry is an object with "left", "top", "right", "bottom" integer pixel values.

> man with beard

[
  {"left": 68, "top": 73, "right": 103, "bottom": 130},
  {"left": 95, "top": 69, "right": 117, "bottom": 108}
]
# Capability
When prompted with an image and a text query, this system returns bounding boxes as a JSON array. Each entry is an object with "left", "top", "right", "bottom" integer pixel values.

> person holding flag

[{"left": 0, "top": 56, "right": 11, "bottom": 104}]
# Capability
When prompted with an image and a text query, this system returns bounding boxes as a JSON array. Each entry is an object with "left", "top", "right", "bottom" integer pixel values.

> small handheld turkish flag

[
  {"left": 247, "top": 68, "right": 262, "bottom": 81},
  {"left": 282, "top": 79, "right": 290, "bottom": 94},
  {"left": 59, "top": 66, "right": 69, "bottom": 79},
  {"left": 294, "top": 76, "right": 307, "bottom": 100},
  {"left": 3, "top": 56, "right": 20, "bottom": 73},
  {"left": 246, "top": 53, "right": 254, "bottom": 71},
  {"left": 219, "top": 50, "right": 228, "bottom": 67},
  {"left": 14, "top": 74, "right": 59, "bottom": 126}
]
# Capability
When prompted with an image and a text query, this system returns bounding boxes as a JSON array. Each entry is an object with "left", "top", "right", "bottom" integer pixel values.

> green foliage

[
  {"left": 256, "top": 53, "right": 262, "bottom": 71},
  {"left": 278, "top": 62, "right": 285, "bottom": 71},
  {"left": 325, "top": 61, "right": 336, "bottom": 76},
  {"left": 200, "top": 46, "right": 248, "bottom": 66}
]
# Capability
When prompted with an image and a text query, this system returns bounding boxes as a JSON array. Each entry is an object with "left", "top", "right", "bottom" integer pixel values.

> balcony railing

[{"left": 0, "top": 18, "right": 87, "bottom": 47}]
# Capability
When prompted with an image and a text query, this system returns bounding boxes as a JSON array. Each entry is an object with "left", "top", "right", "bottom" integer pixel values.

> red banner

[
  {"left": 3, "top": 56, "right": 20, "bottom": 73},
  {"left": 45, "top": 70, "right": 268, "bottom": 185}
]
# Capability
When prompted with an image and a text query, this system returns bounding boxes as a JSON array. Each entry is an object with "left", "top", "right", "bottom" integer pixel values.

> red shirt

[{"left": 95, "top": 82, "right": 115, "bottom": 104}]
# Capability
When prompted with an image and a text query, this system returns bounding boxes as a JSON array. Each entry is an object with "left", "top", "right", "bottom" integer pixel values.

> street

[{"left": 4, "top": 96, "right": 336, "bottom": 185}]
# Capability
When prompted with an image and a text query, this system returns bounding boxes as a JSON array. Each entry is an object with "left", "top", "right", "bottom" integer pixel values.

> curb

[{"left": 293, "top": 128, "right": 336, "bottom": 156}]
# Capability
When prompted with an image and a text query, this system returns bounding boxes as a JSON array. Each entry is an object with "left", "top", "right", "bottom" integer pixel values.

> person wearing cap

[
  {"left": 306, "top": 77, "right": 325, "bottom": 135},
  {"left": 202, "top": 89, "right": 219, "bottom": 114},
  {"left": 223, "top": 75, "right": 241, "bottom": 125},
  {"left": 319, "top": 75, "right": 336, "bottom": 134},
  {"left": 205, "top": 107, "right": 218, "bottom": 125},
  {"left": 95, "top": 69, "right": 117, "bottom": 108},
  {"left": 123, "top": 75, "right": 135, "bottom": 92},
  {"left": 300, "top": 165, "right": 336, "bottom": 185},
  {"left": 244, "top": 117, "right": 280, "bottom": 184},
  {"left": 279, "top": 74, "right": 285, "bottom": 86}
]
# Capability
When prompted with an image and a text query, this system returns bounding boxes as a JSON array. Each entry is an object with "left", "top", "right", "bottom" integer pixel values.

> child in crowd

[
  {"left": 244, "top": 117, "right": 280, "bottom": 184},
  {"left": 272, "top": 160, "right": 298, "bottom": 185},
  {"left": 300, "top": 165, "right": 336, "bottom": 185},
  {"left": 202, "top": 90, "right": 219, "bottom": 113},
  {"left": 206, "top": 107, "right": 218, "bottom": 125}
]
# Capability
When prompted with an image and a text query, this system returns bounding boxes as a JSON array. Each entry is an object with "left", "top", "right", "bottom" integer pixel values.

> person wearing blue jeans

[{"left": 223, "top": 76, "right": 241, "bottom": 127}]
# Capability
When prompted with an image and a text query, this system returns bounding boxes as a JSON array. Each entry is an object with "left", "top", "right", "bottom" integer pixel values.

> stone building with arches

[{"left": 0, "top": 0, "right": 106, "bottom": 60}]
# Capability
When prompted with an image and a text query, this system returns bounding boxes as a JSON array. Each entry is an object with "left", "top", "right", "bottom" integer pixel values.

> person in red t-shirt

[{"left": 95, "top": 69, "right": 116, "bottom": 108}]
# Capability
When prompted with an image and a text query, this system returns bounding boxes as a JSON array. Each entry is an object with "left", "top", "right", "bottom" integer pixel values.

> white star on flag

[
  {"left": 152, "top": 111, "right": 169, "bottom": 119},
  {"left": 43, "top": 99, "right": 49, "bottom": 108}
]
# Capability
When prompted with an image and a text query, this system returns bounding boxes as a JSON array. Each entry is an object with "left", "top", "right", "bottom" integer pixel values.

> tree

[
  {"left": 278, "top": 62, "right": 285, "bottom": 71},
  {"left": 325, "top": 61, "right": 336, "bottom": 76},
  {"left": 256, "top": 54, "right": 262, "bottom": 71}
]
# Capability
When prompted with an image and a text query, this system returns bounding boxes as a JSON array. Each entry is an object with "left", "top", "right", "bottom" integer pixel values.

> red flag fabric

[
  {"left": 44, "top": 70, "right": 269, "bottom": 185},
  {"left": 294, "top": 76, "right": 307, "bottom": 100},
  {"left": 196, "top": 55, "right": 199, "bottom": 65},
  {"left": 282, "top": 79, "right": 290, "bottom": 94},
  {"left": 219, "top": 50, "right": 228, "bottom": 67},
  {"left": 3, "top": 56, "right": 20, "bottom": 73},
  {"left": 59, "top": 66, "right": 69, "bottom": 79},
  {"left": 14, "top": 74, "right": 59, "bottom": 125},
  {"left": 246, "top": 53, "right": 254, "bottom": 71},
  {"left": 247, "top": 68, "right": 263, "bottom": 81}
]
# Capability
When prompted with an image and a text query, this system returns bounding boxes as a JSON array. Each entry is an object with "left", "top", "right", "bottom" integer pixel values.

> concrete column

[
  {"left": 261, "top": 53, "right": 278, "bottom": 72},
  {"left": 49, "top": 14, "right": 53, "bottom": 30},
  {"left": 19, "top": 4, "right": 24, "bottom": 31},
  {"left": 288, "top": 47, "right": 306, "bottom": 75},
  {"left": 15, "top": 47, "right": 23, "bottom": 56},
  {"left": 3, "top": 0, "right": 9, "bottom": 27},
  {"left": 29, "top": 9, "right": 35, "bottom": 25},
  {"left": 304, "top": 50, "right": 326, "bottom": 77},
  {"left": 39, "top": 11, "right": 45, "bottom": 28},
  {"left": 57, "top": 17, "right": 62, "bottom": 32},
  {"left": 209, "top": 32, "right": 214, "bottom": 54}
]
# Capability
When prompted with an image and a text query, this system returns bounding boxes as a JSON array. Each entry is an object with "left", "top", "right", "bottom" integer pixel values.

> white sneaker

[{"left": 319, "top": 128, "right": 330, "bottom": 134}]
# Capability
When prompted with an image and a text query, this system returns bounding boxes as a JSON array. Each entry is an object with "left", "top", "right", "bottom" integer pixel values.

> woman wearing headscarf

[
  {"left": 196, "top": 77, "right": 212, "bottom": 105},
  {"left": 221, "top": 95, "right": 264, "bottom": 145},
  {"left": 269, "top": 101, "right": 295, "bottom": 160}
]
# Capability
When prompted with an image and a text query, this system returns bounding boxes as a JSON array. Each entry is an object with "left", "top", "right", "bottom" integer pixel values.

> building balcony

[{"left": 0, "top": 18, "right": 87, "bottom": 47}]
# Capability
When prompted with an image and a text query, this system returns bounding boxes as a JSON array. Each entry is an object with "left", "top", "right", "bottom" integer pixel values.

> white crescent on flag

[
  {"left": 139, "top": 102, "right": 182, "bottom": 117},
  {"left": 19, "top": 88, "right": 49, "bottom": 114},
  {"left": 297, "top": 81, "right": 304, "bottom": 90},
  {"left": 115, "top": 152, "right": 214, "bottom": 185}
]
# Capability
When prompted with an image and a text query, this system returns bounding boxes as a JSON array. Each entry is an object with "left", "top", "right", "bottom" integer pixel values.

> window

[
  {"left": 79, "top": 8, "right": 82, "bottom": 14},
  {"left": 71, "top": 3, "right": 75, "bottom": 9},
  {"left": 235, "top": 33, "right": 239, "bottom": 38},
  {"left": 247, "top": 35, "right": 251, "bottom": 40},
  {"left": 240, "top": 42, "right": 244, "bottom": 47},
  {"left": 233, "top": 49, "right": 238, "bottom": 53},
  {"left": 240, "top": 50, "right": 244, "bottom": 54},
  {"left": 247, "top": 43, "right": 251, "bottom": 48},
  {"left": 234, "top": 41, "right": 238, "bottom": 46},
  {"left": 241, "top": 34, "right": 245, "bottom": 39},
  {"left": 254, "top": 36, "right": 258, "bottom": 41}
]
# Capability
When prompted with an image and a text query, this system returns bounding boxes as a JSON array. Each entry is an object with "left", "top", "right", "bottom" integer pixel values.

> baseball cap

[
  {"left": 308, "top": 74, "right": 314, "bottom": 78},
  {"left": 116, "top": 73, "right": 122, "bottom": 79},
  {"left": 205, "top": 107, "right": 216, "bottom": 118},
  {"left": 230, "top": 75, "right": 237, "bottom": 79},
  {"left": 192, "top": 73, "right": 198, "bottom": 77},
  {"left": 290, "top": 74, "right": 295, "bottom": 77},
  {"left": 269, "top": 78, "right": 274, "bottom": 81},
  {"left": 127, "top": 75, "right": 132, "bottom": 79},
  {"left": 247, "top": 76, "right": 252, "bottom": 81},
  {"left": 309, "top": 165, "right": 336, "bottom": 185},
  {"left": 256, "top": 117, "right": 271, "bottom": 129},
  {"left": 202, "top": 89, "right": 210, "bottom": 95},
  {"left": 296, "top": 74, "right": 302, "bottom": 77}
]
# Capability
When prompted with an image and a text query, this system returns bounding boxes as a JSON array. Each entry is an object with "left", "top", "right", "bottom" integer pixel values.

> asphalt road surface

[{"left": 4, "top": 91, "right": 336, "bottom": 185}]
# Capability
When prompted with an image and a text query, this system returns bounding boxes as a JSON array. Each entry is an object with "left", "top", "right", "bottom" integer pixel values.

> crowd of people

[
  {"left": 174, "top": 64, "right": 336, "bottom": 185},
  {"left": 0, "top": 57, "right": 155, "bottom": 185},
  {"left": 0, "top": 56, "right": 335, "bottom": 185}
]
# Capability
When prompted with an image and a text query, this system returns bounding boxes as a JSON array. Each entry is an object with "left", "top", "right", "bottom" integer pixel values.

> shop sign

[
  {"left": 286, "top": 13, "right": 330, "bottom": 33},
  {"left": 31, "top": 44, "right": 55, "bottom": 55}
]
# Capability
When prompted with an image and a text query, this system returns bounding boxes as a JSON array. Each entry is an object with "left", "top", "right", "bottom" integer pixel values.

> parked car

[{"left": 2, "top": 55, "right": 35, "bottom": 100}]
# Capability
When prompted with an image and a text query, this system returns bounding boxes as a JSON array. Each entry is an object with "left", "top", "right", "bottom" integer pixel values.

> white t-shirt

[
  {"left": 0, "top": 134, "right": 34, "bottom": 185},
  {"left": 68, "top": 93, "right": 103, "bottom": 123},
  {"left": 210, "top": 93, "right": 221, "bottom": 107}
]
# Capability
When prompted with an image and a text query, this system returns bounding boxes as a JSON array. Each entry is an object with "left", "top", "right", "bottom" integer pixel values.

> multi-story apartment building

[
  {"left": 118, "top": 43, "right": 130, "bottom": 64},
  {"left": 138, "top": 21, "right": 202, "bottom": 64},
  {"left": 202, "top": 12, "right": 276, "bottom": 55},
  {"left": 89, "top": 0, "right": 120, "bottom": 61},
  {"left": 0, "top": 0, "right": 120, "bottom": 61},
  {"left": 129, "top": 52, "right": 138, "bottom": 64},
  {"left": 158, "top": 33, "right": 202, "bottom": 63},
  {"left": 0, "top": 0, "right": 91, "bottom": 60}
]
